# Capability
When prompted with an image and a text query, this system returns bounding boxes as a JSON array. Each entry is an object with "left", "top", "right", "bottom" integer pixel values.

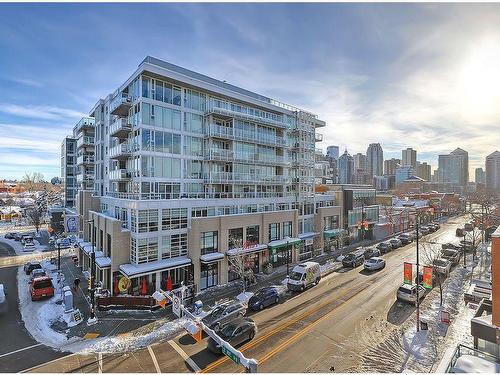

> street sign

[
  {"left": 441, "top": 310, "right": 450, "bottom": 325},
  {"left": 172, "top": 295, "right": 181, "bottom": 317},
  {"left": 222, "top": 345, "right": 241, "bottom": 365}
]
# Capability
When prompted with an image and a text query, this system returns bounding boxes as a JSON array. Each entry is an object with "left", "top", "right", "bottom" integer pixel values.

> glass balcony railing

[
  {"left": 315, "top": 133, "right": 324, "bottom": 142},
  {"left": 206, "top": 123, "right": 287, "bottom": 147},
  {"left": 203, "top": 172, "right": 290, "bottom": 184},
  {"left": 109, "top": 169, "right": 133, "bottom": 180},
  {"left": 77, "top": 136, "right": 95, "bottom": 148},
  {"left": 76, "top": 155, "right": 95, "bottom": 165},
  {"left": 109, "top": 142, "right": 138, "bottom": 159},
  {"left": 109, "top": 118, "right": 132, "bottom": 138},
  {"left": 110, "top": 92, "right": 132, "bottom": 117},
  {"left": 74, "top": 117, "right": 95, "bottom": 133},
  {"left": 204, "top": 148, "right": 289, "bottom": 165}
]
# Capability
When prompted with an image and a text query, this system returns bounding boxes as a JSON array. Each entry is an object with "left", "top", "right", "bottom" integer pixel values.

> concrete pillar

[
  {"left": 155, "top": 271, "right": 161, "bottom": 291},
  {"left": 193, "top": 260, "right": 201, "bottom": 291},
  {"left": 220, "top": 258, "right": 228, "bottom": 284},
  {"left": 492, "top": 227, "right": 500, "bottom": 326}
]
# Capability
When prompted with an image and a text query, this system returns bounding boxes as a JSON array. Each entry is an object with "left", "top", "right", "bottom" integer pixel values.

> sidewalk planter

[{"left": 97, "top": 295, "right": 158, "bottom": 311}]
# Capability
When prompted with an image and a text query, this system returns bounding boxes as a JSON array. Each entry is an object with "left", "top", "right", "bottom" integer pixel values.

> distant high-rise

[
  {"left": 402, "top": 148, "right": 417, "bottom": 168},
  {"left": 475, "top": 167, "right": 485, "bottom": 184},
  {"left": 416, "top": 161, "right": 432, "bottom": 181},
  {"left": 384, "top": 158, "right": 401, "bottom": 175},
  {"left": 395, "top": 166, "right": 414, "bottom": 185},
  {"left": 353, "top": 153, "right": 367, "bottom": 171},
  {"left": 438, "top": 148, "right": 469, "bottom": 186},
  {"left": 366, "top": 143, "right": 383, "bottom": 177},
  {"left": 326, "top": 145, "right": 339, "bottom": 160},
  {"left": 338, "top": 149, "right": 354, "bottom": 184},
  {"left": 485, "top": 151, "right": 500, "bottom": 191}
]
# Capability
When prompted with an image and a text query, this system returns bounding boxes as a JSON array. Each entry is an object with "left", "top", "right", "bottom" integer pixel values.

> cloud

[
  {"left": 0, "top": 103, "right": 86, "bottom": 120},
  {"left": 9, "top": 77, "right": 43, "bottom": 88}
]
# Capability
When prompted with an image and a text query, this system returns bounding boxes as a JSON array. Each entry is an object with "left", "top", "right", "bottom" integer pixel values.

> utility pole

[
  {"left": 415, "top": 218, "right": 420, "bottom": 332},
  {"left": 463, "top": 231, "right": 467, "bottom": 268},
  {"left": 87, "top": 218, "right": 97, "bottom": 325},
  {"left": 57, "top": 240, "right": 61, "bottom": 271}
]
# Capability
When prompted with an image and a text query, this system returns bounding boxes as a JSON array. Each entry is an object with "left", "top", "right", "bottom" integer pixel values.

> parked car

[
  {"left": 23, "top": 242, "right": 36, "bottom": 252},
  {"left": 398, "top": 233, "right": 413, "bottom": 245},
  {"left": 287, "top": 262, "right": 321, "bottom": 291},
  {"left": 363, "top": 247, "right": 380, "bottom": 259},
  {"left": 363, "top": 257, "right": 386, "bottom": 271},
  {"left": 29, "top": 276, "right": 54, "bottom": 301},
  {"left": 397, "top": 283, "right": 426, "bottom": 305},
  {"left": 14, "top": 233, "right": 23, "bottom": 241},
  {"left": 432, "top": 222, "right": 441, "bottom": 230},
  {"left": 202, "top": 301, "right": 247, "bottom": 332},
  {"left": 207, "top": 318, "right": 256, "bottom": 353},
  {"left": 248, "top": 287, "right": 280, "bottom": 310},
  {"left": 460, "top": 240, "right": 475, "bottom": 252},
  {"left": 21, "top": 234, "right": 34, "bottom": 245},
  {"left": 23, "top": 261, "right": 42, "bottom": 275},
  {"left": 427, "top": 223, "right": 438, "bottom": 232},
  {"left": 456, "top": 228, "right": 464, "bottom": 237},
  {"left": 0, "top": 284, "right": 7, "bottom": 314},
  {"left": 377, "top": 242, "right": 392, "bottom": 254},
  {"left": 433, "top": 258, "right": 452, "bottom": 276},
  {"left": 442, "top": 243, "right": 461, "bottom": 251},
  {"left": 441, "top": 249, "right": 461, "bottom": 265},
  {"left": 4, "top": 232, "right": 16, "bottom": 240},
  {"left": 389, "top": 238, "right": 402, "bottom": 249},
  {"left": 420, "top": 226, "right": 430, "bottom": 235},
  {"left": 30, "top": 268, "right": 46, "bottom": 282},
  {"left": 56, "top": 238, "right": 71, "bottom": 249},
  {"left": 464, "top": 223, "right": 474, "bottom": 232},
  {"left": 342, "top": 251, "right": 365, "bottom": 268}
]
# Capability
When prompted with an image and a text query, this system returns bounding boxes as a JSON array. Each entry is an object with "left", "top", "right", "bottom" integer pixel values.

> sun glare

[{"left": 457, "top": 38, "right": 500, "bottom": 120}]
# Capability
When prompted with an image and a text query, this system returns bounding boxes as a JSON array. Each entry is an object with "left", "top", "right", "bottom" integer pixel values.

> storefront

[
  {"left": 323, "top": 229, "right": 347, "bottom": 252},
  {"left": 268, "top": 238, "right": 301, "bottom": 268},
  {"left": 227, "top": 244, "right": 267, "bottom": 282},
  {"left": 298, "top": 232, "right": 319, "bottom": 261},
  {"left": 200, "top": 252, "right": 224, "bottom": 290}
]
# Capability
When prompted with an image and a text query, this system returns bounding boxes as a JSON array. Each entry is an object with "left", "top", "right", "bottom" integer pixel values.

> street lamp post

[
  {"left": 86, "top": 218, "right": 97, "bottom": 325},
  {"left": 57, "top": 241, "right": 61, "bottom": 271},
  {"left": 286, "top": 239, "right": 290, "bottom": 276},
  {"left": 415, "top": 219, "right": 420, "bottom": 332}
]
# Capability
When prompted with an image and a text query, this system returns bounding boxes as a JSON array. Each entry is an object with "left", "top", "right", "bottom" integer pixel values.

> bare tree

[
  {"left": 420, "top": 241, "right": 447, "bottom": 306},
  {"left": 22, "top": 172, "right": 45, "bottom": 193},
  {"left": 25, "top": 206, "right": 43, "bottom": 233},
  {"left": 227, "top": 237, "right": 254, "bottom": 292}
]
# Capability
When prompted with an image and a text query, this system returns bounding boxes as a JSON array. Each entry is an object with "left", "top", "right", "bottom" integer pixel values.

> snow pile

[
  {"left": 281, "top": 276, "right": 289, "bottom": 285},
  {"left": 1, "top": 236, "right": 47, "bottom": 255},
  {"left": 402, "top": 328, "right": 432, "bottom": 361},
  {"left": 320, "top": 260, "right": 339, "bottom": 275}
]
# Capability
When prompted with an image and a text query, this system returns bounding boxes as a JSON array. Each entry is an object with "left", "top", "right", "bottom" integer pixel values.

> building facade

[
  {"left": 353, "top": 152, "right": 367, "bottom": 172},
  {"left": 338, "top": 149, "right": 354, "bottom": 184},
  {"left": 384, "top": 158, "right": 401, "bottom": 175},
  {"left": 73, "top": 56, "right": 342, "bottom": 296},
  {"left": 395, "top": 165, "right": 414, "bottom": 185},
  {"left": 438, "top": 148, "right": 469, "bottom": 186},
  {"left": 402, "top": 147, "right": 417, "bottom": 168},
  {"left": 61, "top": 137, "right": 77, "bottom": 207},
  {"left": 416, "top": 161, "right": 432, "bottom": 181},
  {"left": 475, "top": 167, "right": 485, "bottom": 184},
  {"left": 366, "top": 143, "right": 383, "bottom": 177},
  {"left": 486, "top": 151, "right": 500, "bottom": 191},
  {"left": 326, "top": 145, "right": 339, "bottom": 160}
]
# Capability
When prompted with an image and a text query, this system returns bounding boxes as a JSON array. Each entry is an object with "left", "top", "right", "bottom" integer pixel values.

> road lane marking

[
  {"left": 201, "top": 282, "right": 366, "bottom": 373},
  {"left": 98, "top": 352, "right": 103, "bottom": 373},
  {"left": 168, "top": 340, "right": 201, "bottom": 373},
  {"left": 0, "top": 343, "right": 42, "bottom": 358},
  {"left": 148, "top": 345, "right": 162, "bottom": 373}
]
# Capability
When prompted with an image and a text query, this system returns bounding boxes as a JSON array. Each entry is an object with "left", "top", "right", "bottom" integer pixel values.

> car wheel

[
  {"left": 259, "top": 303, "right": 264, "bottom": 310},
  {"left": 238, "top": 312, "right": 244, "bottom": 317},
  {"left": 248, "top": 330, "right": 255, "bottom": 340},
  {"left": 213, "top": 323, "right": 221, "bottom": 332},
  {"left": 275, "top": 297, "right": 279, "bottom": 304},
  {"left": 300, "top": 285, "right": 304, "bottom": 292}
]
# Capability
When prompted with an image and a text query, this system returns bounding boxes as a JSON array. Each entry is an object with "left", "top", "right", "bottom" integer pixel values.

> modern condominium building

[
  {"left": 61, "top": 136, "right": 77, "bottom": 207},
  {"left": 366, "top": 143, "right": 383, "bottom": 177},
  {"left": 73, "top": 56, "right": 341, "bottom": 296}
]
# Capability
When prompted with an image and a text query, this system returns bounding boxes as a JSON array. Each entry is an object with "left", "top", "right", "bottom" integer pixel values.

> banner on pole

[
  {"left": 423, "top": 266, "right": 433, "bottom": 289},
  {"left": 403, "top": 262, "right": 413, "bottom": 284}
]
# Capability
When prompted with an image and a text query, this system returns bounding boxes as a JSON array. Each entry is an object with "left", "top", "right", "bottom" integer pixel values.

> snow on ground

[
  {"left": 320, "top": 259, "right": 340, "bottom": 275},
  {"left": 1, "top": 235, "right": 47, "bottom": 255}
]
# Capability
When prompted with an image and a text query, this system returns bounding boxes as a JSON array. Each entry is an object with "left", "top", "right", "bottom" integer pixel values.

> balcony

[
  {"left": 206, "top": 123, "right": 287, "bottom": 147},
  {"left": 109, "top": 169, "right": 133, "bottom": 181},
  {"left": 74, "top": 117, "right": 95, "bottom": 133},
  {"left": 315, "top": 133, "right": 324, "bottom": 142},
  {"left": 77, "top": 136, "right": 95, "bottom": 149},
  {"left": 77, "top": 154, "right": 95, "bottom": 166},
  {"left": 110, "top": 92, "right": 132, "bottom": 117},
  {"left": 76, "top": 172, "right": 94, "bottom": 182},
  {"left": 204, "top": 148, "right": 288, "bottom": 165},
  {"left": 109, "top": 142, "right": 136, "bottom": 160},
  {"left": 110, "top": 118, "right": 132, "bottom": 139},
  {"left": 204, "top": 172, "right": 290, "bottom": 184},
  {"left": 204, "top": 149, "right": 234, "bottom": 161}
]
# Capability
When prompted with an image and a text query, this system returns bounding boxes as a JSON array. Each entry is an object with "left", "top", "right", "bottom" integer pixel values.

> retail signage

[
  {"left": 423, "top": 266, "right": 433, "bottom": 289},
  {"left": 403, "top": 262, "right": 412, "bottom": 284}
]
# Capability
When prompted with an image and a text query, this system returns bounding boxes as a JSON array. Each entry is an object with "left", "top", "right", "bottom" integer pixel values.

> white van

[{"left": 287, "top": 262, "right": 321, "bottom": 292}]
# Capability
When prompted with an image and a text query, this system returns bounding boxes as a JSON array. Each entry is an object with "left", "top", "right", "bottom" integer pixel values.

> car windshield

[
  {"left": 366, "top": 259, "right": 377, "bottom": 263},
  {"left": 210, "top": 306, "right": 225, "bottom": 318},
  {"left": 34, "top": 280, "right": 52, "bottom": 289},
  {"left": 398, "top": 286, "right": 412, "bottom": 294},
  {"left": 220, "top": 323, "right": 239, "bottom": 337},
  {"left": 434, "top": 260, "right": 447, "bottom": 267},
  {"left": 289, "top": 271, "right": 303, "bottom": 281},
  {"left": 344, "top": 254, "right": 354, "bottom": 260}
]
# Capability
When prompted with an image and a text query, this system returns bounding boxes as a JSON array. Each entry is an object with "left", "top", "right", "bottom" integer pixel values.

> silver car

[
  {"left": 0, "top": 284, "right": 7, "bottom": 314},
  {"left": 202, "top": 301, "right": 247, "bottom": 332},
  {"left": 363, "top": 257, "right": 386, "bottom": 271}
]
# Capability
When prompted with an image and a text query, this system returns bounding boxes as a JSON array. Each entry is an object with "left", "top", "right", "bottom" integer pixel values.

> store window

[
  {"left": 246, "top": 225, "right": 259, "bottom": 247},
  {"left": 283, "top": 221, "right": 292, "bottom": 238},
  {"left": 268, "top": 223, "right": 280, "bottom": 241},
  {"left": 228, "top": 228, "right": 243, "bottom": 249}
]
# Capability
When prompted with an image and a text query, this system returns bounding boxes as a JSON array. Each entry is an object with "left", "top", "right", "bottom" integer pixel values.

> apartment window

[
  {"left": 161, "top": 233, "right": 188, "bottom": 259},
  {"left": 283, "top": 221, "right": 292, "bottom": 238},
  {"left": 228, "top": 228, "right": 243, "bottom": 249},
  {"left": 268, "top": 223, "right": 280, "bottom": 241},
  {"left": 246, "top": 225, "right": 259, "bottom": 246},
  {"left": 131, "top": 237, "right": 158, "bottom": 264},
  {"left": 138, "top": 209, "right": 158, "bottom": 233},
  {"left": 184, "top": 113, "right": 203, "bottom": 134},
  {"left": 324, "top": 216, "right": 339, "bottom": 230},
  {"left": 201, "top": 231, "right": 218, "bottom": 255},
  {"left": 161, "top": 208, "right": 188, "bottom": 230}
]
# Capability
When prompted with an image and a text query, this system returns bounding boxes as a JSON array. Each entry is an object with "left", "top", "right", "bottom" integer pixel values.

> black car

[
  {"left": 14, "top": 233, "right": 23, "bottom": 241},
  {"left": 248, "top": 287, "right": 280, "bottom": 311},
  {"left": 207, "top": 318, "right": 256, "bottom": 353},
  {"left": 377, "top": 242, "right": 392, "bottom": 254},
  {"left": 342, "top": 252, "right": 365, "bottom": 268},
  {"left": 4, "top": 232, "right": 16, "bottom": 240},
  {"left": 389, "top": 239, "right": 402, "bottom": 249},
  {"left": 363, "top": 247, "right": 380, "bottom": 259},
  {"left": 202, "top": 301, "right": 247, "bottom": 331},
  {"left": 23, "top": 261, "right": 42, "bottom": 275}
]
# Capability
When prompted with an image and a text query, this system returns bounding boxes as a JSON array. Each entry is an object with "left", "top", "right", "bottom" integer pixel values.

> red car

[{"left": 29, "top": 276, "right": 54, "bottom": 301}]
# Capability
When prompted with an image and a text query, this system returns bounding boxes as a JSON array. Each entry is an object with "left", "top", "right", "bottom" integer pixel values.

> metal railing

[
  {"left": 205, "top": 148, "right": 289, "bottom": 165},
  {"left": 109, "top": 142, "right": 138, "bottom": 159},
  {"left": 109, "top": 118, "right": 132, "bottom": 137},
  {"left": 206, "top": 123, "right": 287, "bottom": 147},
  {"left": 77, "top": 136, "right": 95, "bottom": 148},
  {"left": 110, "top": 92, "right": 132, "bottom": 115},
  {"left": 203, "top": 172, "right": 290, "bottom": 184},
  {"left": 108, "top": 169, "right": 133, "bottom": 180},
  {"left": 445, "top": 344, "right": 500, "bottom": 373},
  {"left": 77, "top": 155, "right": 95, "bottom": 165}
]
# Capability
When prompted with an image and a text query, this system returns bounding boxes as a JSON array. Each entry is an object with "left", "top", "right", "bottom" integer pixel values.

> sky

[{"left": 0, "top": 3, "right": 499, "bottom": 181}]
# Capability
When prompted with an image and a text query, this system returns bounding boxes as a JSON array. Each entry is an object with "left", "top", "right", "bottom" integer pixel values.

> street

[
  {"left": 24, "top": 215, "right": 472, "bottom": 373},
  {"left": 0, "top": 240, "right": 68, "bottom": 373}
]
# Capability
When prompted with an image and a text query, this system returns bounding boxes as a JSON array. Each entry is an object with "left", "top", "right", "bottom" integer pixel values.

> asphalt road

[
  {"left": 26, "top": 215, "right": 469, "bottom": 373},
  {"left": 0, "top": 241, "right": 68, "bottom": 373}
]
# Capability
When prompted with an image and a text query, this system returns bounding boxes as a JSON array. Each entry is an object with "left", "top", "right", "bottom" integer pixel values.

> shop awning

[
  {"left": 82, "top": 244, "right": 98, "bottom": 255},
  {"left": 226, "top": 244, "right": 268, "bottom": 257},
  {"left": 78, "top": 241, "right": 91, "bottom": 250},
  {"left": 200, "top": 252, "right": 225, "bottom": 263},
  {"left": 96, "top": 257, "right": 111, "bottom": 269},
  {"left": 323, "top": 229, "right": 347, "bottom": 239},
  {"left": 298, "top": 232, "right": 319, "bottom": 240},
  {"left": 119, "top": 256, "right": 192, "bottom": 278},
  {"left": 268, "top": 237, "right": 301, "bottom": 250}
]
